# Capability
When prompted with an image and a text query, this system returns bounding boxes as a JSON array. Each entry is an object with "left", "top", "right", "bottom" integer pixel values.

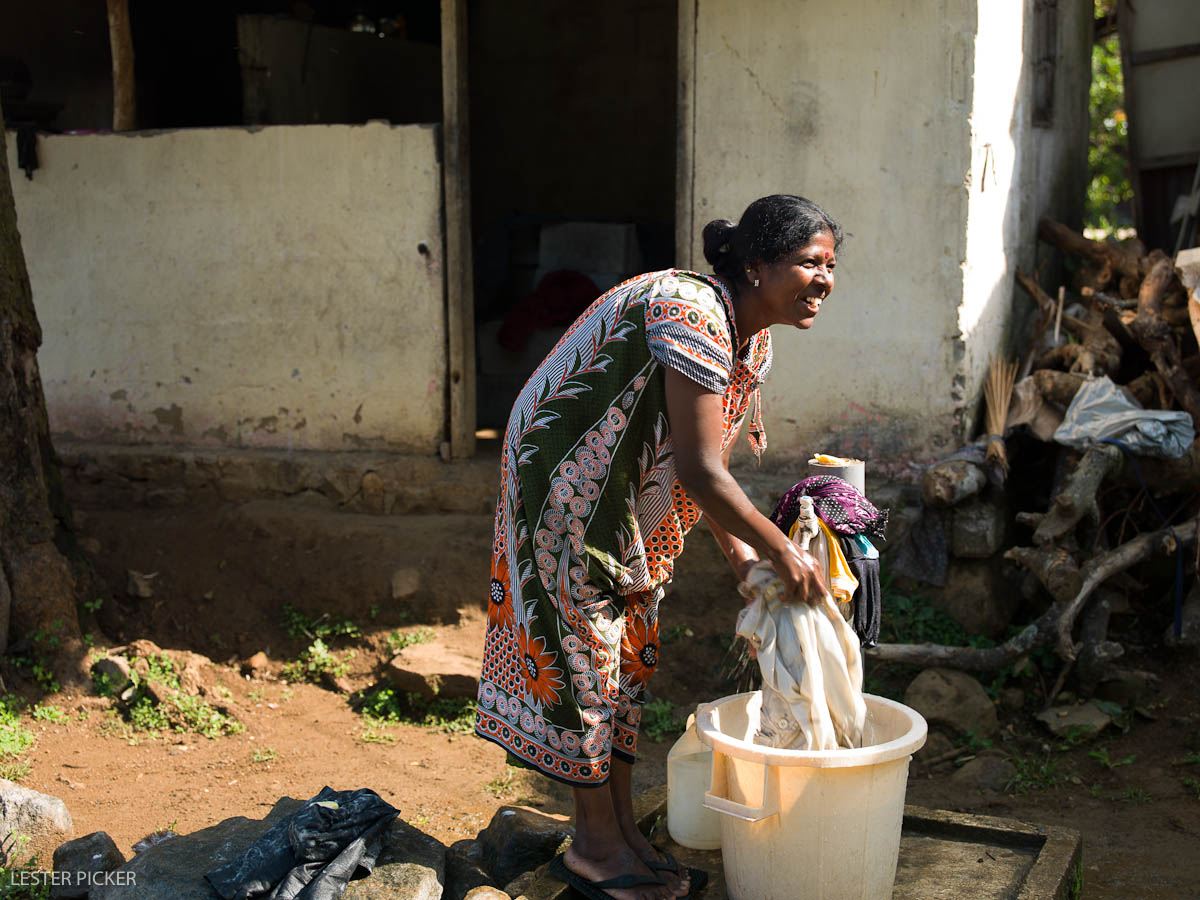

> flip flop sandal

[
  {"left": 647, "top": 849, "right": 709, "bottom": 894},
  {"left": 548, "top": 853, "right": 667, "bottom": 900}
]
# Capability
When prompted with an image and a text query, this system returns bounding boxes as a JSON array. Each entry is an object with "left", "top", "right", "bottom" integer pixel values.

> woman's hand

[{"left": 763, "top": 538, "right": 825, "bottom": 605}]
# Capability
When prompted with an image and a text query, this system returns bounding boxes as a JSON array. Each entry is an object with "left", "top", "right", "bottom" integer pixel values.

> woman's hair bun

[{"left": 701, "top": 219, "right": 738, "bottom": 266}]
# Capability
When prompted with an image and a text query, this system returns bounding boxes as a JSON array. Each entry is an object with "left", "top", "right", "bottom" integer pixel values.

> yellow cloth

[{"left": 788, "top": 516, "right": 859, "bottom": 604}]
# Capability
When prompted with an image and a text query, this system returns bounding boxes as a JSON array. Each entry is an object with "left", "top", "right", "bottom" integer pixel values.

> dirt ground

[{"left": 7, "top": 497, "right": 1200, "bottom": 899}]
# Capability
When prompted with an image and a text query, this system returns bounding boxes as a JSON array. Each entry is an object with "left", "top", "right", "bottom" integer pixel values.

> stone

[
  {"left": 91, "top": 798, "right": 304, "bottom": 899},
  {"left": 998, "top": 687, "right": 1025, "bottom": 711},
  {"left": 950, "top": 755, "right": 1016, "bottom": 793},
  {"left": 360, "top": 471, "right": 386, "bottom": 514},
  {"left": 387, "top": 640, "right": 481, "bottom": 702},
  {"left": 938, "top": 560, "right": 1019, "bottom": 638},
  {"left": 51, "top": 831, "right": 125, "bottom": 899},
  {"left": 915, "top": 730, "right": 955, "bottom": 762},
  {"left": 445, "top": 842, "right": 494, "bottom": 900},
  {"left": 79, "top": 537, "right": 102, "bottom": 556},
  {"left": 241, "top": 651, "right": 272, "bottom": 679},
  {"left": 1093, "top": 670, "right": 1155, "bottom": 708},
  {"left": 949, "top": 497, "right": 1006, "bottom": 559},
  {"left": 390, "top": 568, "right": 421, "bottom": 602},
  {"left": 343, "top": 817, "right": 447, "bottom": 900},
  {"left": 1035, "top": 701, "right": 1112, "bottom": 738},
  {"left": 478, "top": 806, "right": 573, "bottom": 888},
  {"left": 125, "top": 570, "right": 156, "bottom": 599},
  {"left": 904, "top": 668, "right": 999, "bottom": 738},
  {"left": 0, "top": 780, "right": 73, "bottom": 866},
  {"left": 464, "top": 889, "right": 511, "bottom": 900}
]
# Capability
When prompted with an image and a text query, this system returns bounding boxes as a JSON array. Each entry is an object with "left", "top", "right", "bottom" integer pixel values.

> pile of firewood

[{"left": 869, "top": 216, "right": 1200, "bottom": 698}]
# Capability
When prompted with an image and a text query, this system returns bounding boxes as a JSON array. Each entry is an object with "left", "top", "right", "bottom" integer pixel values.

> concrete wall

[
  {"left": 683, "top": 0, "right": 1092, "bottom": 467},
  {"left": 685, "top": 0, "right": 977, "bottom": 464},
  {"left": 8, "top": 123, "right": 447, "bottom": 454}
]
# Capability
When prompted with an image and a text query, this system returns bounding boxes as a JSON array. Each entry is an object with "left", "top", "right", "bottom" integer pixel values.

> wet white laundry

[{"left": 735, "top": 498, "right": 867, "bottom": 751}]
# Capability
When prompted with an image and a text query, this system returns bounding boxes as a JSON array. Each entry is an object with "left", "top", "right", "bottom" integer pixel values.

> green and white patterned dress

[{"left": 475, "top": 269, "right": 772, "bottom": 786}]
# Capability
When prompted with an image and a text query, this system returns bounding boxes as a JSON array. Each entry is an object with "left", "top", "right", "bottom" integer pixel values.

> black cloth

[
  {"left": 840, "top": 536, "right": 882, "bottom": 647},
  {"left": 205, "top": 787, "right": 398, "bottom": 900}
]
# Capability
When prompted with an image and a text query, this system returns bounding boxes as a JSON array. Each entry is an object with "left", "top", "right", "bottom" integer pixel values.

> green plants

[
  {"left": 164, "top": 693, "right": 244, "bottom": 739},
  {"left": 1180, "top": 775, "right": 1200, "bottom": 800},
  {"left": 1088, "top": 747, "right": 1135, "bottom": 770},
  {"left": 660, "top": 624, "right": 693, "bottom": 645},
  {"left": 143, "top": 653, "right": 180, "bottom": 689},
  {"left": 484, "top": 766, "right": 518, "bottom": 798},
  {"left": 281, "top": 604, "right": 360, "bottom": 642},
  {"left": 251, "top": 746, "right": 278, "bottom": 764},
  {"left": 386, "top": 627, "right": 434, "bottom": 654},
  {"left": 1115, "top": 787, "right": 1152, "bottom": 804},
  {"left": 641, "top": 698, "right": 682, "bottom": 743},
  {"left": 1006, "top": 750, "right": 1073, "bottom": 794},
  {"left": 0, "top": 758, "right": 32, "bottom": 782},
  {"left": 129, "top": 697, "right": 169, "bottom": 733},
  {"left": 83, "top": 597, "right": 104, "bottom": 614},
  {"left": 30, "top": 704, "right": 65, "bottom": 724},
  {"left": 356, "top": 684, "right": 476, "bottom": 734},
  {"left": 357, "top": 728, "right": 397, "bottom": 746},
  {"left": 0, "top": 696, "right": 35, "bottom": 758},
  {"left": 282, "top": 638, "right": 352, "bottom": 683}
]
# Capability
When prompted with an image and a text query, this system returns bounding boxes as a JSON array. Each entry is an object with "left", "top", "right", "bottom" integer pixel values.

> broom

[{"left": 984, "top": 355, "right": 1019, "bottom": 475}]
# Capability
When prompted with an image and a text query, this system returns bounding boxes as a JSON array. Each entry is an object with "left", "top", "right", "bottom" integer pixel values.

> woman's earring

[{"left": 753, "top": 278, "right": 760, "bottom": 288}]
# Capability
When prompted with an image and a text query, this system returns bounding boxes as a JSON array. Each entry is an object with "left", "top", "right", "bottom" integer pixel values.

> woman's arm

[
  {"left": 706, "top": 429, "right": 760, "bottom": 585},
  {"left": 665, "top": 368, "right": 824, "bottom": 604}
]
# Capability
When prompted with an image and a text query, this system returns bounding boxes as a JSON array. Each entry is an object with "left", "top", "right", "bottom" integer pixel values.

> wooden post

[
  {"left": 106, "top": 0, "right": 136, "bottom": 131},
  {"left": 675, "top": 0, "right": 698, "bottom": 269},
  {"left": 440, "top": 0, "right": 476, "bottom": 459}
]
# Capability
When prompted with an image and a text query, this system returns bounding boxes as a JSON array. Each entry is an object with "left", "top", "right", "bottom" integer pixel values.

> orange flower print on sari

[
  {"left": 488, "top": 552, "right": 515, "bottom": 631},
  {"left": 517, "top": 626, "right": 565, "bottom": 709},
  {"left": 620, "top": 615, "right": 659, "bottom": 684}
]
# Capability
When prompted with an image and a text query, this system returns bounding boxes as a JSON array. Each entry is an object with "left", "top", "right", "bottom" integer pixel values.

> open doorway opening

[{"left": 467, "top": 0, "right": 678, "bottom": 432}]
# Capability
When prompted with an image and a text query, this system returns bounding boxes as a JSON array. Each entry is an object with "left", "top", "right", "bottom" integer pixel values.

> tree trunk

[{"left": 0, "top": 102, "right": 87, "bottom": 684}]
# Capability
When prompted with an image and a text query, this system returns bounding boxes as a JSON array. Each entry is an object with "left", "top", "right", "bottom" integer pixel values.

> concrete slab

[{"left": 508, "top": 789, "right": 1082, "bottom": 900}]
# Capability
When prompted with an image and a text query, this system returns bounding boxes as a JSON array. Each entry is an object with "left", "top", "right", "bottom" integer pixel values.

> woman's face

[{"left": 749, "top": 230, "right": 837, "bottom": 330}]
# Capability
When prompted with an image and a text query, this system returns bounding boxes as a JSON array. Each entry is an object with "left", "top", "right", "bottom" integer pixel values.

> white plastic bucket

[
  {"left": 666, "top": 716, "right": 722, "bottom": 849},
  {"left": 696, "top": 691, "right": 926, "bottom": 900}
]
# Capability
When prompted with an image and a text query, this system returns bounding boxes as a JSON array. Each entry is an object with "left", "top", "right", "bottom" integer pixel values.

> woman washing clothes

[{"left": 475, "top": 194, "right": 842, "bottom": 900}]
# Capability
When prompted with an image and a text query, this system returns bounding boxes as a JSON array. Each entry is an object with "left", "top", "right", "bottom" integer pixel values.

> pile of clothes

[
  {"left": 769, "top": 475, "right": 888, "bottom": 647},
  {"left": 733, "top": 476, "right": 888, "bottom": 752}
]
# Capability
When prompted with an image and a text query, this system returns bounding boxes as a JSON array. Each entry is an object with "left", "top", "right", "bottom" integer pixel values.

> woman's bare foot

[
  {"left": 617, "top": 820, "right": 691, "bottom": 897},
  {"left": 561, "top": 842, "right": 674, "bottom": 900}
]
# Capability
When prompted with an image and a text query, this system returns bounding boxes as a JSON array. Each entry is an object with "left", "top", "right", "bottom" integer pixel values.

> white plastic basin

[{"left": 696, "top": 691, "right": 927, "bottom": 900}]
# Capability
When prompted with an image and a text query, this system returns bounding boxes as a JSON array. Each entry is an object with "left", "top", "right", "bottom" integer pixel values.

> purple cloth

[{"left": 769, "top": 475, "right": 889, "bottom": 540}]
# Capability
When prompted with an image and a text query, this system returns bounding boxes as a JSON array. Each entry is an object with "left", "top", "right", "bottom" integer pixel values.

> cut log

[
  {"left": 868, "top": 519, "right": 1198, "bottom": 674},
  {"left": 1053, "top": 518, "right": 1198, "bottom": 658},
  {"left": 1037, "top": 216, "right": 1143, "bottom": 285},
  {"left": 1033, "top": 443, "right": 1123, "bottom": 545},
  {"left": 1016, "top": 269, "right": 1121, "bottom": 376},
  {"left": 1003, "top": 545, "right": 1082, "bottom": 604},
  {"left": 1030, "top": 368, "right": 1158, "bottom": 410},
  {"left": 922, "top": 458, "right": 986, "bottom": 508},
  {"left": 1127, "top": 252, "right": 1200, "bottom": 430},
  {"left": 1076, "top": 593, "right": 1122, "bottom": 698}
]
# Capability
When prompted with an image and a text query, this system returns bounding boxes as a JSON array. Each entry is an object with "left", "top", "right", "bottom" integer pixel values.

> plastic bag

[
  {"left": 735, "top": 562, "right": 867, "bottom": 751},
  {"left": 1052, "top": 376, "right": 1194, "bottom": 459}
]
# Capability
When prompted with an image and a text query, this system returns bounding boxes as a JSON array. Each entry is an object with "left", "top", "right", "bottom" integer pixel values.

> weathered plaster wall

[
  {"left": 687, "top": 0, "right": 976, "bottom": 463},
  {"left": 957, "top": 0, "right": 1031, "bottom": 440},
  {"left": 8, "top": 123, "right": 446, "bottom": 453}
]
